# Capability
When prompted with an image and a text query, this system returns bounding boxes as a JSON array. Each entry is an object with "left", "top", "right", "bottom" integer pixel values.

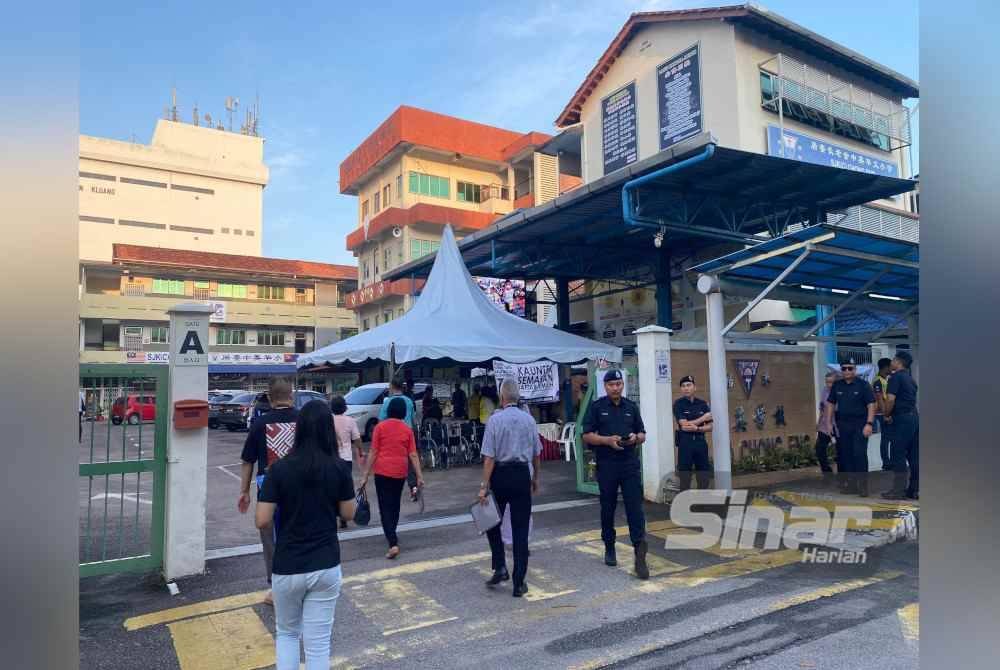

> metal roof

[
  {"left": 384, "top": 134, "right": 916, "bottom": 284},
  {"left": 688, "top": 224, "right": 919, "bottom": 301}
]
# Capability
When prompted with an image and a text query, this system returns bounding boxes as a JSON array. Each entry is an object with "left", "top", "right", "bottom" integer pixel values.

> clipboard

[{"left": 469, "top": 492, "right": 501, "bottom": 535}]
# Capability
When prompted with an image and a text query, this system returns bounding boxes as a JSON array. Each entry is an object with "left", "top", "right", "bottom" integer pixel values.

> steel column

[
  {"left": 697, "top": 274, "right": 732, "bottom": 491},
  {"left": 556, "top": 279, "right": 571, "bottom": 331}
]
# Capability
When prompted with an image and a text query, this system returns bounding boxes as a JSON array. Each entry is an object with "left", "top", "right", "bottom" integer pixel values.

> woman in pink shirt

[
  {"left": 816, "top": 371, "right": 839, "bottom": 483},
  {"left": 330, "top": 395, "right": 363, "bottom": 528},
  {"left": 359, "top": 397, "right": 425, "bottom": 559}
]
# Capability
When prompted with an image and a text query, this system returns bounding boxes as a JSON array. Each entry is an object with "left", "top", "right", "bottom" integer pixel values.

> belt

[{"left": 495, "top": 460, "right": 529, "bottom": 467}]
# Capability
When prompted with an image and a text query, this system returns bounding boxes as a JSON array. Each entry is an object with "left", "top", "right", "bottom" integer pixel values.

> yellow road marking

[
  {"left": 167, "top": 608, "right": 274, "bottom": 670},
  {"left": 574, "top": 540, "right": 687, "bottom": 578},
  {"left": 125, "top": 590, "right": 269, "bottom": 631},
  {"left": 570, "top": 570, "right": 903, "bottom": 670},
  {"left": 772, "top": 490, "right": 918, "bottom": 513},
  {"left": 474, "top": 566, "right": 579, "bottom": 602},
  {"left": 897, "top": 602, "right": 919, "bottom": 640},
  {"left": 328, "top": 643, "right": 404, "bottom": 669},
  {"left": 651, "top": 526, "right": 762, "bottom": 558},
  {"left": 348, "top": 578, "right": 457, "bottom": 636},
  {"left": 636, "top": 548, "right": 804, "bottom": 593}
]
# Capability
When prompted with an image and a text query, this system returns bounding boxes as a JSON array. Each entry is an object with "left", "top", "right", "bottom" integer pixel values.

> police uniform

[
  {"left": 581, "top": 369, "right": 648, "bottom": 578},
  {"left": 883, "top": 355, "right": 919, "bottom": 499},
  {"left": 672, "top": 377, "right": 712, "bottom": 491},
  {"left": 827, "top": 366, "right": 876, "bottom": 495}
]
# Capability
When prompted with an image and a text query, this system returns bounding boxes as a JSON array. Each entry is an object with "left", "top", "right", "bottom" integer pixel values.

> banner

[
  {"left": 657, "top": 44, "right": 702, "bottom": 150},
  {"left": 602, "top": 81, "right": 638, "bottom": 173},
  {"left": 766, "top": 125, "right": 899, "bottom": 177},
  {"left": 127, "top": 352, "right": 300, "bottom": 365},
  {"left": 493, "top": 360, "right": 560, "bottom": 403}
]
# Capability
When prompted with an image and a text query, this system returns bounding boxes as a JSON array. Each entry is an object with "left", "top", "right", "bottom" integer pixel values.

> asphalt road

[{"left": 79, "top": 501, "right": 919, "bottom": 670}]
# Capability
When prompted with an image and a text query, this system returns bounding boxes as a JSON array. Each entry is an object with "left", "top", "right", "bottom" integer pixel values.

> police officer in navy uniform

[
  {"left": 825, "top": 359, "right": 876, "bottom": 496},
  {"left": 672, "top": 375, "right": 713, "bottom": 491},
  {"left": 581, "top": 369, "right": 649, "bottom": 580},
  {"left": 881, "top": 351, "right": 919, "bottom": 500}
]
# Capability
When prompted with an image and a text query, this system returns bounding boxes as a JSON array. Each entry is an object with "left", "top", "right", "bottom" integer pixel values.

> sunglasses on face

[{"left": 841, "top": 366, "right": 855, "bottom": 371}]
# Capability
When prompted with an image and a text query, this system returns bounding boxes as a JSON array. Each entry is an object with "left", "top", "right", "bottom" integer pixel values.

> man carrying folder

[{"left": 477, "top": 378, "right": 541, "bottom": 598}]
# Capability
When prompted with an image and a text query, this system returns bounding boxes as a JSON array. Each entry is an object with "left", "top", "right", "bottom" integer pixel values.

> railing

[
  {"left": 122, "top": 283, "right": 145, "bottom": 297},
  {"left": 479, "top": 183, "right": 510, "bottom": 202},
  {"left": 295, "top": 293, "right": 309, "bottom": 305},
  {"left": 193, "top": 288, "right": 212, "bottom": 300},
  {"left": 760, "top": 53, "right": 912, "bottom": 148}
]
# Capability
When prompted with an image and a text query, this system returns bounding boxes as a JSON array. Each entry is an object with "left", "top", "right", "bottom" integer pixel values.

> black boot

[
  {"left": 857, "top": 475, "right": 870, "bottom": 497},
  {"left": 634, "top": 540, "right": 649, "bottom": 580},
  {"left": 881, "top": 472, "right": 908, "bottom": 499},
  {"left": 512, "top": 583, "right": 529, "bottom": 598},
  {"left": 485, "top": 567, "right": 510, "bottom": 587},
  {"left": 604, "top": 543, "right": 617, "bottom": 567}
]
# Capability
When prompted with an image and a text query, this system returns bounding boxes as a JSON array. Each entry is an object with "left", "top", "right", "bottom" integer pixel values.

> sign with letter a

[{"left": 175, "top": 317, "right": 208, "bottom": 367}]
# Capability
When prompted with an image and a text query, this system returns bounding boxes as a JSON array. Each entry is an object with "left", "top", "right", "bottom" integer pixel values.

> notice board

[
  {"left": 602, "top": 81, "right": 638, "bottom": 174},
  {"left": 657, "top": 44, "right": 703, "bottom": 150}
]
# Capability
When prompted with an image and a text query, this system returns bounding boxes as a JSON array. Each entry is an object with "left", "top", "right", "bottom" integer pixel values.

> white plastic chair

[{"left": 557, "top": 422, "right": 576, "bottom": 462}]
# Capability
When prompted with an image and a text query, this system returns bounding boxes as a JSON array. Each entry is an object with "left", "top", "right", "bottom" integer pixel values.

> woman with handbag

[
  {"left": 255, "top": 400, "right": 357, "bottom": 670},
  {"left": 359, "top": 397, "right": 426, "bottom": 559}
]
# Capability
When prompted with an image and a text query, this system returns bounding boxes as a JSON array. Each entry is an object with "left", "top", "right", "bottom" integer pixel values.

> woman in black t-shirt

[{"left": 256, "top": 400, "right": 356, "bottom": 670}]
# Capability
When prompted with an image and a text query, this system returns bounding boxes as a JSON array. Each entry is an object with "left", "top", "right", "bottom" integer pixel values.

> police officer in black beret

[
  {"left": 881, "top": 350, "right": 919, "bottom": 500},
  {"left": 673, "top": 375, "right": 713, "bottom": 491},
  {"left": 581, "top": 369, "right": 649, "bottom": 580},
  {"left": 825, "top": 359, "right": 876, "bottom": 496}
]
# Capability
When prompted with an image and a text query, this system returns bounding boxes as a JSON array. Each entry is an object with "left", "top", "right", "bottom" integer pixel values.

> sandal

[{"left": 386, "top": 546, "right": 400, "bottom": 560}]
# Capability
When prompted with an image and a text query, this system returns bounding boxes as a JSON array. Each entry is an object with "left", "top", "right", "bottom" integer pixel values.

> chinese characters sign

[
  {"left": 602, "top": 81, "right": 638, "bottom": 174},
  {"left": 657, "top": 44, "right": 702, "bottom": 150},
  {"left": 766, "top": 125, "right": 899, "bottom": 177}
]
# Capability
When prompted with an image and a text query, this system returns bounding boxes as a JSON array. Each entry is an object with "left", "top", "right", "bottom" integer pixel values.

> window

[
  {"left": 408, "top": 171, "right": 449, "bottom": 199},
  {"left": 374, "top": 191, "right": 381, "bottom": 214},
  {"left": 410, "top": 238, "right": 441, "bottom": 260},
  {"left": 362, "top": 199, "right": 369, "bottom": 220},
  {"left": 362, "top": 319, "right": 369, "bottom": 331},
  {"left": 375, "top": 314, "right": 380, "bottom": 326},
  {"left": 257, "top": 330, "right": 286, "bottom": 346},
  {"left": 363, "top": 261, "right": 370, "bottom": 280},
  {"left": 150, "top": 326, "right": 169, "bottom": 344},
  {"left": 152, "top": 278, "right": 185, "bottom": 295},
  {"left": 384, "top": 311, "right": 393, "bottom": 323},
  {"left": 258, "top": 285, "right": 285, "bottom": 300},
  {"left": 217, "top": 328, "right": 246, "bottom": 345},
  {"left": 457, "top": 181, "right": 483, "bottom": 203},
  {"left": 396, "top": 175, "right": 402, "bottom": 201},
  {"left": 383, "top": 184, "right": 390, "bottom": 206},
  {"left": 217, "top": 282, "right": 247, "bottom": 298},
  {"left": 383, "top": 247, "right": 392, "bottom": 271}
]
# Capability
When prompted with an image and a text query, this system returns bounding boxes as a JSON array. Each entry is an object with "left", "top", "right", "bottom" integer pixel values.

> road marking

[
  {"left": 650, "top": 526, "right": 762, "bottom": 558},
  {"left": 570, "top": 570, "right": 904, "bottom": 670},
  {"left": 897, "top": 602, "right": 919, "bottom": 641},
  {"left": 90, "top": 492, "right": 152, "bottom": 506},
  {"left": 635, "top": 548, "right": 804, "bottom": 593},
  {"left": 167, "top": 608, "right": 274, "bottom": 670},
  {"left": 574, "top": 540, "right": 687, "bottom": 578},
  {"left": 124, "top": 590, "right": 268, "bottom": 631},
  {"left": 215, "top": 465, "right": 243, "bottom": 483},
  {"left": 328, "top": 643, "right": 404, "bottom": 669},
  {"left": 474, "top": 566, "right": 578, "bottom": 602},
  {"left": 348, "top": 578, "right": 457, "bottom": 636}
]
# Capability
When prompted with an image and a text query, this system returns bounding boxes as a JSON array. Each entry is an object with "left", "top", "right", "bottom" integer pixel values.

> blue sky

[{"left": 81, "top": 1, "right": 918, "bottom": 267}]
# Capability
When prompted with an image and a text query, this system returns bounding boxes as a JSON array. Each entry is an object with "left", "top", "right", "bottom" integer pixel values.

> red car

[{"left": 111, "top": 394, "right": 156, "bottom": 425}]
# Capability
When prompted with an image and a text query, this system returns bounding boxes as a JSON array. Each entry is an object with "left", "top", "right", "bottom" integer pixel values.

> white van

[{"left": 343, "top": 382, "right": 428, "bottom": 441}]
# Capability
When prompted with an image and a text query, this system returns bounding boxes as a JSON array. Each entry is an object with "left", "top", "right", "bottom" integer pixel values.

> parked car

[
  {"left": 247, "top": 390, "right": 329, "bottom": 429},
  {"left": 208, "top": 390, "right": 245, "bottom": 429},
  {"left": 216, "top": 392, "right": 256, "bottom": 432},
  {"left": 344, "top": 382, "right": 428, "bottom": 441},
  {"left": 111, "top": 394, "right": 156, "bottom": 425}
]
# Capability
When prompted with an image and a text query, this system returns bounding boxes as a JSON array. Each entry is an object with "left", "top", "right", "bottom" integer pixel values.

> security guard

[
  {"left": 672, "top": 375, "right": 713, "bottom": 491},
  {"left": 881, "top": 351, "right": 919, "bottom": 500},
  {"left": 825, "top": 359, "right": 876, "bottom": 496},
  {"left": 873, "top": 357, "right": 893, "bottom": 470},
  {"left": 581, "top": 369, "right": 649, "bottom": 580}
]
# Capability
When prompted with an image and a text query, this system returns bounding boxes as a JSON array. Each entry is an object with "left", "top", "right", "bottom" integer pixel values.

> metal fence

[
  {"left": 836, "top": 347, "right": 873, "bottom": 365},
  {"left": 79, "top": 365, "right": 167, "bottom": 577}
]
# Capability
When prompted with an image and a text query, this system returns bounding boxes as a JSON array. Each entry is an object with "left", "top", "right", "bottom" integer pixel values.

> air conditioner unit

[{"left": 392, "top": 226, "right": 403, "bottom": 238}]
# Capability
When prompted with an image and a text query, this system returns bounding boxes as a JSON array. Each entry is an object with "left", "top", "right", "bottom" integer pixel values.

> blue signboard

[
  {"left": 766, "top": 125, "right": 899, "bottom": 178},
  {"left": 602, "top": 81, "right": 638, "bottom": 174},
  {"left": 657, "top": 44, "right": 702, "bottom": 150}
]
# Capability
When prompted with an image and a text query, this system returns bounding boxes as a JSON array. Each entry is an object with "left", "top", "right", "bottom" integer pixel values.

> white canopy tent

[{"left": 297, "top": 226, "right": 621, "bottom": 368}]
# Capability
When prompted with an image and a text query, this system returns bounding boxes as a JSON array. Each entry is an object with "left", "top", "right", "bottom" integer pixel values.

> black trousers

[
  {"left": 879, "top": 417, "right": 893, "bottom": 469},
  {"left": 374, "top": 474, "right": 405, "bottom": 547},
  {"left": 677, "top": 440, "right": 712, "bottom": 490},
  {"left": 815, "top": 432, "right": 833, "bottom": 473},
  {"left": 485, "top": 462, "right": 532, "bottom": 587},
  {"left": 835, "top": 418, "right": 869, "bottom": 488},
  {"left": 597, "top": 458, "right": 645, "bottom": 547},
  {"left": 889, "top": 413, "right": 919, "bottom": 494}
]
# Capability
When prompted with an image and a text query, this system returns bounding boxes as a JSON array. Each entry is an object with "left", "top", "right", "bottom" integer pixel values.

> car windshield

[
  {"left": 344, "top": 386, "right": 385, "bottom": 405},
  {"left": 231, "top": 393, "right": 254, "bottom": 404},
  {"left": 211, "top": 394, "right": 234, "bottom": 403}
]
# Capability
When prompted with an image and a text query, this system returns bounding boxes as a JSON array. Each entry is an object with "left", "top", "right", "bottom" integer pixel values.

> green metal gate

[{"left": 79, "top": 364, "right": 167, "bottom": 577}]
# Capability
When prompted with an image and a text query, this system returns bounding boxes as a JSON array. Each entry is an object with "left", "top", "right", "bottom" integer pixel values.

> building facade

[
  {"left": 80, "top": 120, "right": 268, "bottom": 262},
  {"left": 338, "top": 106, "right": 581, "bottom": 330},
  {"left": 80, "top": 245, "right": 358, "bottom": 392}
]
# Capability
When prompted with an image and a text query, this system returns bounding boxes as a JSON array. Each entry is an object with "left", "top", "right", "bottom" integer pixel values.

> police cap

[
  {"left": 679, "top": 375, "right": 695, "bottom": 386},
  {"left": 603, "top": 369, "right": 623, "bottom": 383}
]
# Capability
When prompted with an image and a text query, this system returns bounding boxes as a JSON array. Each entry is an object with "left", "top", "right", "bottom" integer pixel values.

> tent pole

[{"left": 389, "top": 343, "right": 396, "bottom": 381}]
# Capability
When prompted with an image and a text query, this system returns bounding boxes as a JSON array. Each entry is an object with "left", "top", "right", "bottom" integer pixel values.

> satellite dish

[{"left": 392, "top": 226, "right": 403, "bottom": 238}]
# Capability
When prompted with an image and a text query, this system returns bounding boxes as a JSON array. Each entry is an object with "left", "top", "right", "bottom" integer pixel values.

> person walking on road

[
  {"left": 873, "top": 357, "right": 894, "bottom": 470},
  {"left": 360, "top": 397, "right": 426, "bottom": 559},
  {"left": 238, "top": 377, "right": 298, "bottom": 605},
  {"left": 378, "top": 379, "right": 420, "bottom": 500},
  {"left": 478, "top": 378, "right": 541, "bottom": 598},
  {"left": 581, "top": 369, "right": 649, "bottom": 580},
  {"left": 815, "top": 371, "right": 839, "bottom": 484},
  {"left": 330, "top": 395, "right": 363, "bottom": 528},
  {"left": 672, "top": 375, "right": 713, "bottom": 491},
  {"left": 825, "top": 360, "right": 876, "bottom": 496},
  {"left": 255, "top": 400, "right": 356, "bottom": 670},
  {"left": 881, "top": 351, "right": 919, "bottom": 500}
]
